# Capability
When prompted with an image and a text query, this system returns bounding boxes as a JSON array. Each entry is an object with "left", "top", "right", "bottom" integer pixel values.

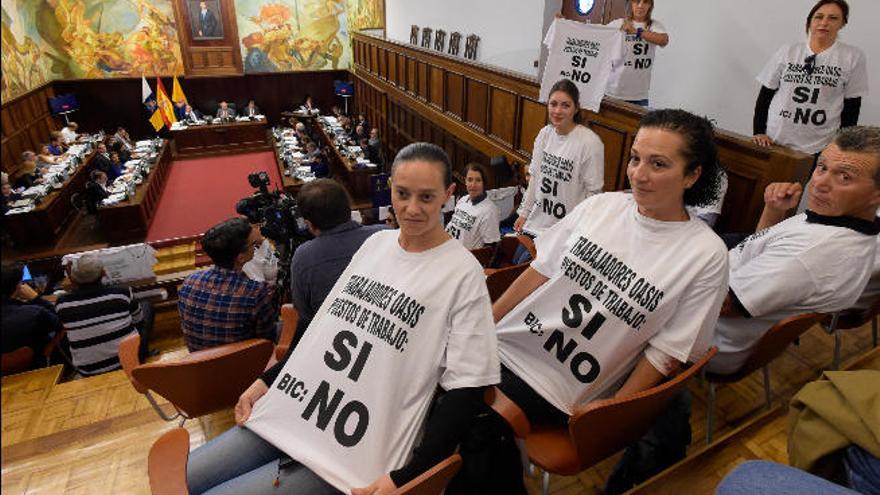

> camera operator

[{"left": 289, "top": 179, "right": 384, "bottom": 347}]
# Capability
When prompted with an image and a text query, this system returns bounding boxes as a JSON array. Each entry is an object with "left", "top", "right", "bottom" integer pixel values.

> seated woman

[
  {"left": 107, "top": 152, "right": 125, "bottom": 182},
  {"left": 1, "top": 182, "right": 22, "bottom": 214},
  {"left": 47, "top": 134, "right": 67, "bottom": 156},
  {"left": 36, "top": 145, "right": 62, "bottom": 169},
  {"left": 186, "top": 143, "right": 500, "bottom": 495},
  {"left": 446, "top": 163, "right": 501, "bottom": 250},
  {"left": 15, "top": 151, "right": 47, "bottom": 189},
  {"left": 493, "top": 109, "right": 727, "bottom": 430}
]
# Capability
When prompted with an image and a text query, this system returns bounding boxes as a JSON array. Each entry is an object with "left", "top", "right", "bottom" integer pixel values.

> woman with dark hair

[
  {"left": 606, "top": 0, "right": 669, "bottom": 107},
  {"left": 187, "top": 142, "right": 499, "bottom": 495},
  {"left": 493, "top": 108, "right": 727, "bottom": 445},
  {"left": 752, "top": 0, "right": 866, "bottom": 155},
  {"left": 514, "top": 78, "right": 605, "bottom": 244},
  {"left": 446, "top": 162, "right": 501, "bottom": 249}
]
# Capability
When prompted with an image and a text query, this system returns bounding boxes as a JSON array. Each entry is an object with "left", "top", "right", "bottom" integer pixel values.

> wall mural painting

[
  {"left": 345, "top": 0, "right": 383, "bottom": 32},
  {"left": 236, "top": 0, "right": 351, "bottom": 73},
  {"left": 1, "top": 0, "right": 183, "bottom": 103}
]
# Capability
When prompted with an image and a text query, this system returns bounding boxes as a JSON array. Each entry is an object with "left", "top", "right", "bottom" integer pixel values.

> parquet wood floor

[{"left": 1, "top": 310, "right": 875, "bottom": 494}]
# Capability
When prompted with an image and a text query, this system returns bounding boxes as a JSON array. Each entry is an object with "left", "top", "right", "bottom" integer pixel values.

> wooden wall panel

[
  {"left": 489, "top": 88, "right": 517, "bottom": 147},
  {"left": 465, "top": 80, "right": 488, "bottom": 131},
  {"left": 388, "top": 52, "right": 398, "bottom": 86},
  {"left": 378, "top": 49, "right": 387, "bottom": 80},
  {"left": 429, "top": 67, "right": 444, "bottom": 109},
  {"left": 1, "top": 85, "right": 58, "bottom": 178},
  {"left": 519, "top": 98, "right": 546, "bottom": 155},
  {"left": 350, "top": 32, "right": 815, "bottom": 232},
  {"left": 445, "top": 72, "right": 465, "bottom": 120},
  {"left": 417, "top": 62, "right": 429, "bottom": 101},
  {"left": 52, "top": 71, "right": 348, "bottom": 139}
]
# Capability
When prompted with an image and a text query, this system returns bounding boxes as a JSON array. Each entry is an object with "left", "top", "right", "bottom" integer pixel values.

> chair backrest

[
  {"left": 70, "top": 192, "right": 85, "bottom": 212},
  {"left": 148, "top": 427, "right": 190, "bottom": 495},
  {"left": 494, "top": 236, "right": 522, "bottom": 268},
  {"left": 123, "top": 337, "right": 274, "bottom": 418},
  {"left": 568, "top": 347, "right": 718, "bottom": 469},
  {"left": 470, "top": 246, "right": 494, "bottom": 268},
  {"left": 118, "top": 333, "right": 147, "bottom": 393},
  {"left": 485, "top": 263, "right": 529, "bottom": 302},
  {"left": 1, "top": 346, "right": 34, "bottom": 375},
  {"left": 392, "top": 454, "right": 462, "bottom": 495},
  {"left": 276, "top": 304, "right": 299, "bottom": 360},
  {"left": 732, "top": 313, "right": 823, "bottom": 379}
]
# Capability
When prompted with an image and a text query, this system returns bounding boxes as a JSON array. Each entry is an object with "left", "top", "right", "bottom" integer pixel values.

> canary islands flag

[{"left": 141, "top": 76, "right": 164, "bottom": 132}]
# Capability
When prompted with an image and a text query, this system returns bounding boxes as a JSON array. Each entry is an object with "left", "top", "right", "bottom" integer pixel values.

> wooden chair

[
  {"left": 704, "top": 313, "right": 823, "bottom": 443},
  {"left": 118, "top": 334, "right": 274, "bottom": 424},
  {"left": 488, "top": 348, "right": 717, "bottom": 495},
  {"left": 516, "top": 234, "right": 537, "bottom": 260},
  {"left": 485, "top": 263, "right": 529, "bottom": 302},
  {"left": 492, "top": 235, "right": 536, "bottom": 269},
  {"left": 469, "top": 246, "right": 495, "bottom": 268},
  {"left": 276, "top": 304, "right": 300, "bottom": 360},
  {"left": 146, "top": 427, "right": 461, "bottom": 495},
  {"left": 148, "top": 428, "right": 190, "bottom": 495},
  {"left": 1, "top": 346, "right": 34, "bottom": 375},
  {"left": 822, "top": 296, "right": 880, "bottom": 370}
]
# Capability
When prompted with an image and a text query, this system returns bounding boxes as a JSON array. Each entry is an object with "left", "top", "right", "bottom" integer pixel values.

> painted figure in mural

[
  {"left": 0, "top": 13, "right": 48, "bottom": 101},
  {"left": 347, "top": 0, "right": 384, "bottom": 32}
]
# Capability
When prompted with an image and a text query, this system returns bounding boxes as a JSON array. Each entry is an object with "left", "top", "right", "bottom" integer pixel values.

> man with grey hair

[
  {"left": 55, "top": 254, "right": 154, "bottom": 375},
  {"left": 710, "top": 126, "right": 880, "bottom": 374}
]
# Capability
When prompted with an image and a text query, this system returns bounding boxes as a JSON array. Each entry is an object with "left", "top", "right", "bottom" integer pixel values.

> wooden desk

[
  {"left": 270, "top": 135, "right": 305, "bottom": 196},
  {"left": 314, "top": 123, "right": 373, "bottom": 205},
  {"left": 96, "top": 141, "right": 173, "bottom": 244},
  {"left": 171, "top": 120, "right": 270, "bottom": 158},
  {"left": 5, "top": 151, "right": 95, "bottom": 248}
]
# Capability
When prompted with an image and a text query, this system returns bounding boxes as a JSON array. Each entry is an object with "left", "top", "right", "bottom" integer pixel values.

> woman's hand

[
  {"left": 351, "top": 473, "right": 396, "bottom": 495},
  {"left": 234, "top": 379, "right": 268, "bottom": 425},
  {"left": 513, "top": 216, "right": 527, "bottom": 233},
  {"left": 752, "top": 134, "right": 774, "bottom": 148}
]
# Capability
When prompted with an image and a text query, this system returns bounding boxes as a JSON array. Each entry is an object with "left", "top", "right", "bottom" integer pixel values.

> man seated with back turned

[
  {"left": 55, "top": 254, "right": 154, "bottom": 375},
  {"left": 1, "top": 262, "right": 60, "bottom": 360},
  {"left": 709, "top": 126, "right": 880, "bottom": 374},
  {"left": 288, "top": 179, "right": 384, "bottom": 347},
  {"left": 179, "top": 217, "right": 276, "bottom": 351}
]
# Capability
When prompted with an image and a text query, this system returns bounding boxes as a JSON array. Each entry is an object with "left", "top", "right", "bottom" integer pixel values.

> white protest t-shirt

[
  {"left": 523, "top": 124, "right": 604, "bottom": 237},
  {"left": 605, "top": 19, "right": 667, "bottom": 101},
  {"left": 758, "top": 41, "right": 869, "bottom": 154},
  {"left": 498, "top": 192, "right": 728, "bottom": 415},
  {"left": 246, "top": 230, "right": 500, "bottom": 492},
  {"left": 447, "top": 195, "right": 501, "bottom": 250},
  {"left": 542, "top": 19, "right": 622, "bottom": 112},
  {"left": 714, "top": 213, "right": 877, "bottom": 371}
]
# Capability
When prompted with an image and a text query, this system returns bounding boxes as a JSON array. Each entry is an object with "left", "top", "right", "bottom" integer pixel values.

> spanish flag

[
  {"left": 172, "top": 75, "right": 188, "bottom": 105},
  {"left": 155, "top": 77, "right": 177, "bottom": 126}
]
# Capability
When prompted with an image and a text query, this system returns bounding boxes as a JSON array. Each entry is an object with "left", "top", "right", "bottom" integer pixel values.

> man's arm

[{"left": 756, "top": 182, "right": 802, "bottom": 232}]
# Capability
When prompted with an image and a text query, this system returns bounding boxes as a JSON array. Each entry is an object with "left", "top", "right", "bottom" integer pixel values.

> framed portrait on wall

[{"left": 188, "top": 0, "right": 224, "bottom": 40}]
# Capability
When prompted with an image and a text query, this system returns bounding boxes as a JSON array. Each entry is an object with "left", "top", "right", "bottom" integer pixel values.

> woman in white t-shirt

[
  {"left": 514, "top": 79, "right": 604, "bottom": 247},
  {"left": 446, "top": 163, "right": 501, "bottom": 250},
  {"left": 752, "top": 0, "right": 867, "bottom": 155},
  {"left": 494, "top": 109, "right": 728, "bottom": 427},
  {"left": 605, "top": 0, "right": 669, "bottom": 107},
  {"left": 186, "top": 143, "right": 500, "bottom": 495}
]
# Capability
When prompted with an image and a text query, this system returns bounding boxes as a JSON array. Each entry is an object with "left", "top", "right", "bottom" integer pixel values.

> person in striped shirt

[{"left": 55, "top": 254, "right": 153, "bottom": 375}]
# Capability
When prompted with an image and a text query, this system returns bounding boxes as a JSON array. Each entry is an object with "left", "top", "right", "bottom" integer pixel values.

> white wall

[
  {"left": 650, "top": 0, "right": 879, "bottom": 136},
  {"left": 385, "top": 0, "right": 546, "bottom": 76}
]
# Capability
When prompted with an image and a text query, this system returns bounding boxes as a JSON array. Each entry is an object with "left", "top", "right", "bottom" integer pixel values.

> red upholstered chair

[
  {"left": 146, "top": 427, "right": 461, "bottom": 495},
  {"left": 704, "top": 313, "right": 824, "bottom": 443},
  {"left": 488, "top": 347, "right": 717, "bottom": 495},
  {"left": 485, "top": 263, "right": 529, "bottom": 302},
  {"left": 275, "top": 304, "right": 300, "bottom": 360},
  {"left": 822, "top": 296, "right": 880, "bottom": 370},
  {"left": 1, "top": 347, "right": 34, "bottom": 375},
  {"left": 118, "top": 334, "right": 274, "bottom": 424}
]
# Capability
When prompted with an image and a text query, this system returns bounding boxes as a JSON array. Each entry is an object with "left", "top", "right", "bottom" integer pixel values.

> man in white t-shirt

[{"left": 710, "top": 126, "right": 880, "bottom": 374}]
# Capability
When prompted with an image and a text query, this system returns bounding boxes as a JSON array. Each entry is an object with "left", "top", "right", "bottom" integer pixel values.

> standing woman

[
  {"left": 446, "top": 163, "right": 501, "bottom": 250},
  {"left": 514, "top": 79, "right": 604, "bottom": 244},
  {"left": 606, "top": 0, "right": 669, "bottom": 107},
  {"left": 752, "top": 0, "right": 867, "bottom": 154}
]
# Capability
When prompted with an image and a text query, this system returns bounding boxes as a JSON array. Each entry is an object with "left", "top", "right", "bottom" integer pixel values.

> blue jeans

[
  {"left": 716, "top": 461, "right": 858, "bottom": 495},
  {"left": 187, "top": 426, "right": 342, "bottom": 495}
]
